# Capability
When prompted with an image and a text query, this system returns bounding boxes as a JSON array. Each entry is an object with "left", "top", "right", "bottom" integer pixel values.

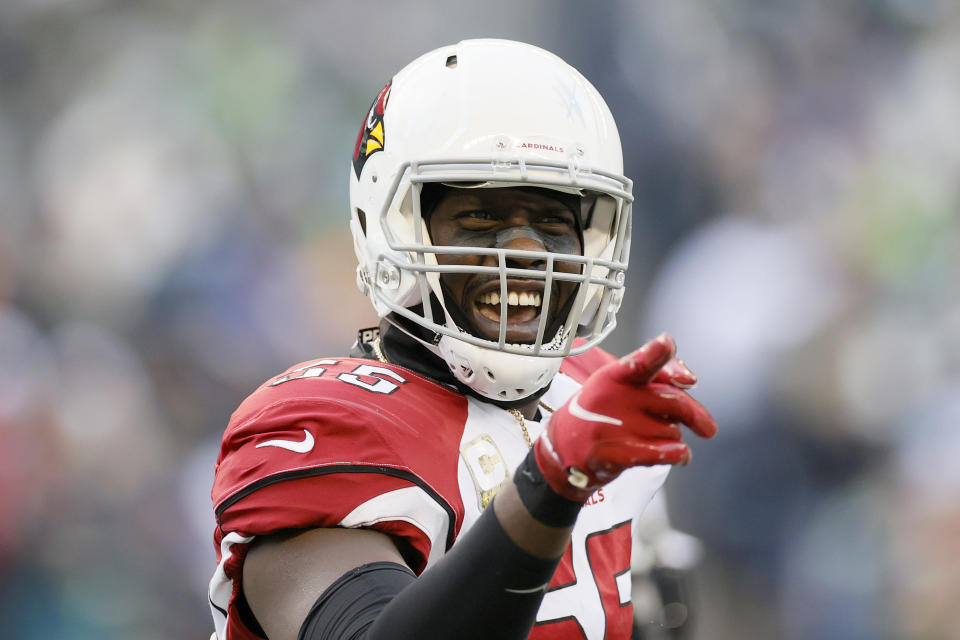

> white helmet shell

[{"left": 349, "top": 39, "right": 633, "bottom": 402}]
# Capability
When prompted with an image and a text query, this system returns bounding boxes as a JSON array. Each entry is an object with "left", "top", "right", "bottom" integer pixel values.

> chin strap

[{"left": 376, "top": 315, "right": 447, "bottom": 373}]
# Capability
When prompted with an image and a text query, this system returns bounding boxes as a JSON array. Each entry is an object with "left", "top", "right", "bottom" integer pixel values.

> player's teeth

[{"left": 480, "top": 290, "right": 543, "bottom": 307}]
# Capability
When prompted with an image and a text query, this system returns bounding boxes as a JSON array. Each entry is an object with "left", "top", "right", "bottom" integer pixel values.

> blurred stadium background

[{"left": 1, "top": 0, "right": 958, "bottom": 638}]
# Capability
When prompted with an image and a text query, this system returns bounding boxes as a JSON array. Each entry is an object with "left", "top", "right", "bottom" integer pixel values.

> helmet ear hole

[
  {"left": 484, "top": 368, "right": 496, "bottom": 381},
  {"left": 356, "top": 209, "right": 367, "bottom": 235},
  {"left": 445, "top": 54, "right": 458, "bottom": 69}
]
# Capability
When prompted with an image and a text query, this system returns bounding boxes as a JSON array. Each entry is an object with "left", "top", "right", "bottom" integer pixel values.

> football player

[{"left": 208, "top": 39, "right": 717, "bottom": 640}]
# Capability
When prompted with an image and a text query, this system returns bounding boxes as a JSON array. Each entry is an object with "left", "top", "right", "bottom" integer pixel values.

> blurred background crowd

[{"left": 0, "top": 0, "right": 957, "bottom": 638}]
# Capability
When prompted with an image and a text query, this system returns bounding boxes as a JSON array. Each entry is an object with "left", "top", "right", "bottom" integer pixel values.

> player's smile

[
  {"left": 427, "top": 187, "right": 583, "bottom": 344},
  {"left": 462, "top": 277, "right": 552, "bottom": 341},
  {"left": 474, "top": 284, "right": 542, "bottom": 325}
]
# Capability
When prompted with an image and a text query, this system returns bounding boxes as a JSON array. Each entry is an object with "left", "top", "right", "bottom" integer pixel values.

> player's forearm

[
  {"left": 364, "top": 497, "right": 566, "bottom": 638},
  {"left": 492, "top": 474, "right": 574, "bottom": 559},
  {"left": 300, "top": 511, "right": 565, "bottom": 640}
]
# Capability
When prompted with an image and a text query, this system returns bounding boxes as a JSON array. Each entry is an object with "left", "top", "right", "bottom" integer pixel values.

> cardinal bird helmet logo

[{"left": 352, "top": 80, "right": 392, "bottom": 179}]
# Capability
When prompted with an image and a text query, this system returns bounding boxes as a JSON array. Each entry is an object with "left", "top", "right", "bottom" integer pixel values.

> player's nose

[{"left": 499, "top": 229, "right": 546, "bottom": 268}]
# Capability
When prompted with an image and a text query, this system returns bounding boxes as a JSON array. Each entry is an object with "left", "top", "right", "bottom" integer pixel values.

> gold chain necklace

[
  {"left": 507, "top": 408, "right": 533, "bottom": 449},
  {"left": 508, "top": 401, "right": 556, "bottom": 450},
  {"left": 371, "top": 337, "right": 388, "bottom": 364}
]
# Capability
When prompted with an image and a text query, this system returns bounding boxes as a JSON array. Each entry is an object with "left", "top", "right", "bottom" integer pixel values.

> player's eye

[
  {"left": 458, "top": 210, "right": 497, "bottom": 227},
  {"left": 463, "top": 209, "right": 493, "bottom": 219},
  {"left": 537, "top": 211, "right": 577, "bottom": 231}
]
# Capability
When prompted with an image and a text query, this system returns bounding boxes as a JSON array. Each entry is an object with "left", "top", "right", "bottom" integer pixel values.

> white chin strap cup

[{"left": 437, "top": 334, "right": 562, "bottom": 402}]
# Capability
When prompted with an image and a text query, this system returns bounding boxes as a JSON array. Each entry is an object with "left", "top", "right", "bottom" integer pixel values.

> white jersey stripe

[
  {"left": 615, "top": 569, "right": 632, "bottom": 606},
  {"left": 339, "top": 486, "right": 451, "bottom": 567},
  {"left": 208, "top": 531, "right": 254, "bottom": 640}
]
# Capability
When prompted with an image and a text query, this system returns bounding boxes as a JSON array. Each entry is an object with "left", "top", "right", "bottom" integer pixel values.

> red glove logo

[{"left": 535, "top": 333, "right": 718, "bottom": 501}]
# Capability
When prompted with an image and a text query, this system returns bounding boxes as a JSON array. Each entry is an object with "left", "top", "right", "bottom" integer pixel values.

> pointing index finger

[{"left": 610, "top": 333, "right": 677, "bottom": 385}]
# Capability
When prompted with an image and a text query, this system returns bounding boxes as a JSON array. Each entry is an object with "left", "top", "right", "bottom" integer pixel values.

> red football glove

[{"left": 534, "top": 333, "right": 718, "bottom": 502}]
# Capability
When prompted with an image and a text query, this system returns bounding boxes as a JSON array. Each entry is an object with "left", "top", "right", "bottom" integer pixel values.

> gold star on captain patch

[{"left": 478, "top": 454, "right": 496, "bottom": 474}]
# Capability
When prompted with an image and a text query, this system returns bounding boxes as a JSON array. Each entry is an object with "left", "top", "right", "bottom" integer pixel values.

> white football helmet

[{"left": 349, "top": 39, "right": 633, "bottom": 402}]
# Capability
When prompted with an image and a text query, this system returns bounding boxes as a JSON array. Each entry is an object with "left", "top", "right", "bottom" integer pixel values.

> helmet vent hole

[
  {"left": 484, "top": 368, "right": 496, "bottom": 381},
  {"left": 498, "top": 390, "right": 508, "bottom": 398},
  {"left": 356, "top": 209, "right": 367, "bottom": 235},
  {"left": 515, "top": 388, "right": 524, "bottom": 395},
  {"left": 445, "top": 55, "right": 458, "bottom": 69}
]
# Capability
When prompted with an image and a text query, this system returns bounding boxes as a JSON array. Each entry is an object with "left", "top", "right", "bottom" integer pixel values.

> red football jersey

[{"left": 209, "top": 348, "right": 669, "bottom": 640}]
